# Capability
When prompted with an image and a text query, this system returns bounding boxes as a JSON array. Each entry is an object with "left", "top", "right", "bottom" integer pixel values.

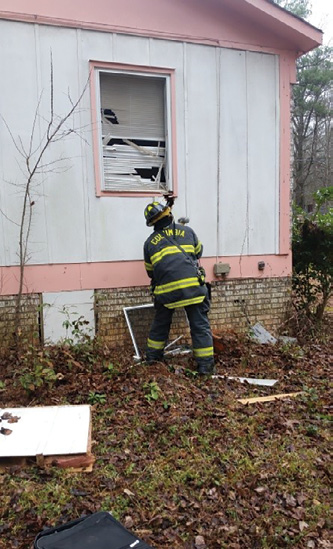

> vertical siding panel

[
  {"left": 247, "top": 52, "right": 279, "bottom": 254},
  {"left": 33, "top": 23, "right": 51, "bottom": 264},
  {"left": 79, "top": 29, "right": 115, "bottom": 262},
  {"left": 113, "top": 34, "right": 150, "bottom": 65},
  {"left": 0, "top": 21, "right": 46, "bottom": 265},
  {"left": 149, "top": 39, "right": 186, "bottom": 215},
  {"left": 219, "top": 49, "right": 249, "bottom": 256},
  {"left": 76, "top": 28, "right": 92, "bottom": 262},
  {"left": 87, "top": 33, "right": 153, "bottom": 262},
  {"left": 184, "top": 43, "right": 218, "bottom": 255},
  {"left": 37, "top": 25, "right": 88, "bottom": 263}
]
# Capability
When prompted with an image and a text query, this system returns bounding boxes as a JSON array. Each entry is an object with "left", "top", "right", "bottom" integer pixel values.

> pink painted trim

[
  {"left": 279, "top": 54, "right": 294, "bottom": 255},
  {"left": 0, "top": 0, "right": 322, "bottom": 56},
  {"left": 0, "top": 255, "right": 292, "bottom": 296},
  {"left": 90, "top": 61, "right": 178, "bottom": 198}
]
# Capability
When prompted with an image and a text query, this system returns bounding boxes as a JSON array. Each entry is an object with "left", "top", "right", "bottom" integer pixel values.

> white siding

[
  {"left": 219, "top": 50, "right": 279, "bottom": 256},
  {"left": 219, "top": 49, "right": 249, "bottom": 255},
  {"left": 247, "top": 51, "right": 279, "bottom": 254},
  {"left": 0, "top": 19, "right": 280, "bottom": 267},
  {"left": 184, "top": 43, "right": 219, "bottom": 255}
]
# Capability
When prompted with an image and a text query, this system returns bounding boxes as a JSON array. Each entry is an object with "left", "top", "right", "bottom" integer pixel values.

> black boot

[{"left": 197, "top": 362, "right": 215, "bottom": 376}]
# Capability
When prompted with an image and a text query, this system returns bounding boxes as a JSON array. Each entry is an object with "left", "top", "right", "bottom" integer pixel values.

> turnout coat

[{"left": 144, "top": 222, "right": 206, "bottom": 309}]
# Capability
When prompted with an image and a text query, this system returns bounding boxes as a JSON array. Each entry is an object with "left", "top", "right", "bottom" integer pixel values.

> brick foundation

[
  {"left": 0, "top": 277, "right": 291, "bottom": 350},
  {"left": 95, "top": 276, "right": 291, "bottom": 347},
  {"left": 209, "top": 277, "right": 291, "bottom": 334},
  {"left": 0, "top": 294, "right": 40, "bottom": 348}
]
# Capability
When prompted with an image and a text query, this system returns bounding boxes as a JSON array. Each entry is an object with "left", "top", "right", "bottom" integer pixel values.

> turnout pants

[{"left": 146, "top": 289, "right": 214, "bottom": 369}]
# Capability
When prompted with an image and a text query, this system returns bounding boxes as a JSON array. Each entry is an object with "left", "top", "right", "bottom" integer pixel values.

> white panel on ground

[
  {"left": 42, "top": 290, "right": 95, "bottom": 344},
  {"left": 0, "top": 405, "right": 90, "bottom": 457}
]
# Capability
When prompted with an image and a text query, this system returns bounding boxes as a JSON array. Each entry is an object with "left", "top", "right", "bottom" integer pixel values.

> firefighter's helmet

[{"left": 144, "top": 202, "right": 172, "bottom": 227}]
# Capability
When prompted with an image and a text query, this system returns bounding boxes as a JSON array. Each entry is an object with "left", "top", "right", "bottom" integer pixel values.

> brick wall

[
  {"left": 209, "top": 277, "right": 291, "bottom": 334},
  {"left": 95, "top": 287, "right": 191, "bottom": 353},
  {"left": 0, "top": 277, "right": 291, "bottom": 350},
  {"left": 95, "top": 276, "right": 291, "bottom": 348},
  {"left": 0, "top": 294, "right": 40, "bottom": 348}
]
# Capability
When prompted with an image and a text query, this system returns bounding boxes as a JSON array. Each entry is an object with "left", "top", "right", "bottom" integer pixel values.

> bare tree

[
  {"left": 273, "top": 1, "right": 333, "bottom": 209},
  {"left": 292, "top": 47, "right": 333, "bottom": 209},
  {"left": 0, "top": 56, "right": 89, "bottom": 347}
]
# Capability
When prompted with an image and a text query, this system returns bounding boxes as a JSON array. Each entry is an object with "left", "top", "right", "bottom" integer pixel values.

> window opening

[{"left": 98, "top": 71, "right": 171, "bottom": 193}]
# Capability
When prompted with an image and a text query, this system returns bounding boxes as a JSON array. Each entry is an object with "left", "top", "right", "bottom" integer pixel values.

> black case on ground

[{"left": 34, "top": 511, "right": 153, "bottom": 549}]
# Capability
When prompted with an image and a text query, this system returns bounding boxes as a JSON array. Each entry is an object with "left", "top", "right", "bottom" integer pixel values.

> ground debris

[{"left": 0, "top": 333, "right": 331, "bottom": 549}]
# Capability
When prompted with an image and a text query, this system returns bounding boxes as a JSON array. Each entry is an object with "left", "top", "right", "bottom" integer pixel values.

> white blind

[
  {"left": 100, "top": 73, "right": 165, "bottom": 141},
  {"left": 99, "top": 71, "right": 168, "bottom": 192}
]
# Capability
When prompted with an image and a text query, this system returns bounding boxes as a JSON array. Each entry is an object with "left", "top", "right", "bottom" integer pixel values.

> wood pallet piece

[
  {"left": 237, "top": 392, "right": 304, "bottom": 404},
  {"left": 0, "top": 405, "right": 94, "bottom": 473}
]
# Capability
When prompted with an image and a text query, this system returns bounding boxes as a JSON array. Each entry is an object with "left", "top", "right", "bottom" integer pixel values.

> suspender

[{"left": 157, "top": 225, "right": 206, "bottom": 286}]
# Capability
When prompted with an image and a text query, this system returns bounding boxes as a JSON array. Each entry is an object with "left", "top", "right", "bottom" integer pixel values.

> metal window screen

[{"left": 123, "top": 304, "right": 190, "bottom": 359}]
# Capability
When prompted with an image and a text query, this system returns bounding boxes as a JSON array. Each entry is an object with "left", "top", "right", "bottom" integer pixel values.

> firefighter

[{"left": 143, "top": 201, "right": 215, "bottom": 375}]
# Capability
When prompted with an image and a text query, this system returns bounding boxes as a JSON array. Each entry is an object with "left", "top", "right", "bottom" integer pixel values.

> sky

[{"left": 308, "top": 0, "right": 333, "bottom": 45}]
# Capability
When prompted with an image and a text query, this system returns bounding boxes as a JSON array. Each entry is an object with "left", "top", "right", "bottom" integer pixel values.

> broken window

[{"left": 97, "top": 70, "right": 173, "bottom": 193}]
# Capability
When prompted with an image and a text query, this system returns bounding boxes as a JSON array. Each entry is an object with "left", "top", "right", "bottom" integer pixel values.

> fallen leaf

[
  {"left": 299, "top": 521, "right": 309, "bottom": 532},
  {"left": 254, "top": 486, "right": 267, "bottom": 494},
  {"left": 0, "top": 427, "right": 12, "bottom": 436},
  {"left": 195, "top": 535, "right": 206, "bottom": 548},
  {"left": 124, "top": 516, "right": 134, "bottom": 529},
  {"left": 7, "top": 415, "right": 20, "bottom": 424}
]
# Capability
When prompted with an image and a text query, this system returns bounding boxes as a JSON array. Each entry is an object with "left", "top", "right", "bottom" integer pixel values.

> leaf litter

[{"left": 0, "top": 330, "right": 331, "bottom": 548}]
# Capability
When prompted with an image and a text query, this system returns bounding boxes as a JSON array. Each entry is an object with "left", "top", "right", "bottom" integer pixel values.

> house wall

[
  {"left": 0, "top": 15, "right": 293, "bottom": 344},
  {"left": 0, "top": 20, "right": 283, "bottom": 268}
]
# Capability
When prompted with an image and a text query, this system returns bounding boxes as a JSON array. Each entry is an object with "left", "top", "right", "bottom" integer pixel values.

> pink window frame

[{"left": 89, "top": 60, "right": 178, "bottom": 198}]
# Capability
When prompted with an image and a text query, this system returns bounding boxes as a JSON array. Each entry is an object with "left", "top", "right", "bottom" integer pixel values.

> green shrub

[{"left": 292, "top": 187, "right": 332, "bottom": 322}]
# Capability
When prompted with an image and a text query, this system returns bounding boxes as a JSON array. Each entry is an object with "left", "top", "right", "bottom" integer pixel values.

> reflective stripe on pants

[{"left": 146, "top": 287, "right": 214, "bottom": 368}]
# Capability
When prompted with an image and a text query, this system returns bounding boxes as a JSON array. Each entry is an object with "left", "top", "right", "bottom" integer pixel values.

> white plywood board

[
  {"left": 0, "top": 405, "right": 91, "bottom": 457},
  {"left": 42, "top": 290, "right": 95, "bottom": 344}
]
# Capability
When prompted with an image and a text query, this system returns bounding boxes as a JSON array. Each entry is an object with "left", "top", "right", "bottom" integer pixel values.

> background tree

[
  {"left": 292, "top": 186, "right": 332, "bottom": 324},
  {"left": 274, "top": 0, "right": 333, "bottom": 210},
  {"left": 274, "top": 0, "right": 311, "bottom": 19}
]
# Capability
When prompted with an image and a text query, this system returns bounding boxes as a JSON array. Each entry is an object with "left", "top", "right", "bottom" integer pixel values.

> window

[{"left": 92, "top": 63, "right": 175, "bottom": 195}]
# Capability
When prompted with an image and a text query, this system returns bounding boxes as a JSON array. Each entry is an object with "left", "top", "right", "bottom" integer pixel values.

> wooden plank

[{"left": 237, "top": 392, "right": 303, "bottom": 404}]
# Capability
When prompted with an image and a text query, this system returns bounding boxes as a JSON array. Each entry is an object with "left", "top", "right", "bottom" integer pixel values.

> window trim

[{"left": 90, "top": 61, "right": 178, "bottom": 197}]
